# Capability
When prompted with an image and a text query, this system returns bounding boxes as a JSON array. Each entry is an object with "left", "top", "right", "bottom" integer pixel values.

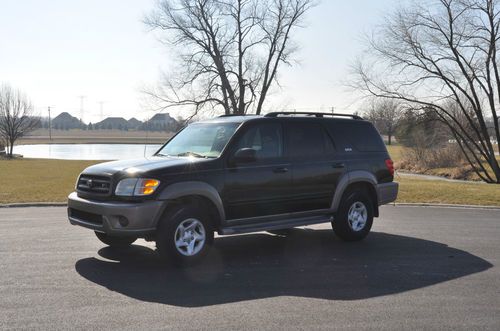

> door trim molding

[{"left": 225, "top": 208, "right": 332, "bottom": 226}]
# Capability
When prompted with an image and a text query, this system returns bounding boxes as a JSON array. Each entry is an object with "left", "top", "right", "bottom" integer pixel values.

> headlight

[
  {"left": 115, "top": 178, "right": 160, "bottom": 196},
  {"left": 135, "top": 178, "right": 161, "bottom": 196}
]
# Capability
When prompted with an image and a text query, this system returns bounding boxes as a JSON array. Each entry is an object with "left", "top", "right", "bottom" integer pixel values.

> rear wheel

[
  {"left": 332, "top": 189, "right": 374, "bottom": 241},
  {"left": 156, "top": 203, "right": 214, "bottom": 266},
  {"left": 94, "top": 231, "right": 136, "bottom": 247}
]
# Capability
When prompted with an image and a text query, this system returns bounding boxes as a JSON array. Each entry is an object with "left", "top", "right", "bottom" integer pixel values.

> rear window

[
  {"left": 287, "top": 122, "right": 335, "bottom": 158},
  {"left": 327, "top": 121, "right": 386, "bottom": 152}
]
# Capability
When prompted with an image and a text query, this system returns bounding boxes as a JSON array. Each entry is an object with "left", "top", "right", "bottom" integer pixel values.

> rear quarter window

[
  {"left": 286, "top": 122, "right": 335, "bottom": 158},
  {"left": 327, "top": 121, "right": 386, "bottom": 152}
]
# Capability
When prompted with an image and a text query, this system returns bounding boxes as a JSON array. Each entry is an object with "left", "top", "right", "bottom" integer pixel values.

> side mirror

[{"left": 233, "top": 148, "right": 257, "bottom": 164}]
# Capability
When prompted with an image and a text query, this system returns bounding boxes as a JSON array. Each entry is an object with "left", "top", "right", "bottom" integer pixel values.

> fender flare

[
  {"left": 157, "top": 181, "right": 226, "bottom": 222},
  {"left": 331, "top": 171, "right": 378, "bottom": 212}
]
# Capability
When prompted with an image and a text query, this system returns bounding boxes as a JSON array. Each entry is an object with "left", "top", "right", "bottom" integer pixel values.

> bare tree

[
  {"left": 364, "top": 98, "right": 403, "bottom": 145},
  {"left": 0, "top": 84, "right": 39, "bottom": 158},
  {"left": 144, "top": 0, "right": 314, "bottom": 116},
  {"left": 352, "top": 0, "right": 500, "bottom": 183}
]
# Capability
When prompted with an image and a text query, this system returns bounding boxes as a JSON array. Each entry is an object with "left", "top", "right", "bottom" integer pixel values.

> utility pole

[
  {"left": 78, "top": 95, "right": 87, "bottom": 123},
  {"left": 48, "top": 106, "right": 52, "bottom": 141},
  {"left": 98, "top": 101, "right": 106, "bottom": 121},
  {"left": 331, "top": 106, "right": 335, "bottom": 114}
]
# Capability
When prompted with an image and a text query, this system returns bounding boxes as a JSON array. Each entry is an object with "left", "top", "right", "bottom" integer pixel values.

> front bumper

[
  {"left": 67, "top": 192, "right": 164, "bottom": 236},
  {"left": 377, "top": 182, "right": 399, "bottom": 205}
]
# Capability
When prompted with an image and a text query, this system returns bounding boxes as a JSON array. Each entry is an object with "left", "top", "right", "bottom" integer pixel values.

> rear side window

[
  {"left": 328, "top": 121, "right": 386, "bottom": 152},
  {"left": 287, "top": 123, "right": 335, "bottom": 158}
]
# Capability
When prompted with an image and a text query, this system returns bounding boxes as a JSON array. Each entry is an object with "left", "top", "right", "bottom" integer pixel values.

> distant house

[
  {"left": 144, "top": 113, "right": 178, "bottom": 132},
  {"left": 52, "top": 112, "right": 85, "bottom": 130},
  {"left": 95, "top": 117, "right": 130, "bottom": 130},
  {"left": 127, "top": 117, "right": 142, "bottom": 130},
  {"left": 94, "top": 117, "right": 144, "bottom": 130}
]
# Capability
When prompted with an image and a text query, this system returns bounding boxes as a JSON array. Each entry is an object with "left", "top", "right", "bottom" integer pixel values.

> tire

[
  {"left": 94, "top": 231, "right": 137, "bottom": 247},
  {"left": 156, "top": 202, "right": 214, "bottom": 266},
  {"left": 332, "top": 189, "right": 374, "bottom": 241}
]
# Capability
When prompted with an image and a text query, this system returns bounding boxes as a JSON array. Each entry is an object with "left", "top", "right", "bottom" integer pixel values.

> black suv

[{"left": 68, "top": 112, "right": 398, "bottom": 265}]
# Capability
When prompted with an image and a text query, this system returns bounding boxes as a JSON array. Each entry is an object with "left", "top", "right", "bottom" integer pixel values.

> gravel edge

[
  {"left": 1, "top": 201, "right": 499, "bottom": 210},
  {"left": 392, "top": 202, "right": 500, "bottom": 210},
  {"left": 0, "top": 202, "right": 68, "bottom": 208}
]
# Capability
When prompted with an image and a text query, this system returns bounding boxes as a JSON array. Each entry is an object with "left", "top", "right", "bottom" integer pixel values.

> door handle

[
  {"left": 332, "top": 162, "right": 345, "bottom": 169},
  {"left": 273, "top": 167, "right": 289, "bottom": 173}
]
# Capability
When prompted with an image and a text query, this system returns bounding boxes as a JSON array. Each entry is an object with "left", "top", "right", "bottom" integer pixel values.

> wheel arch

[
  {"left": 156, "top": 181, "right": 225, "bottom": 227},
  {"left": 332, "top": 171, "right": 379, "bottom": 217}
]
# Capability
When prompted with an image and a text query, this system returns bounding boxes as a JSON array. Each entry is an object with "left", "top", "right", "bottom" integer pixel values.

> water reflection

[{"left": 15, "top": 144, "right": 163, "bottom": 160}]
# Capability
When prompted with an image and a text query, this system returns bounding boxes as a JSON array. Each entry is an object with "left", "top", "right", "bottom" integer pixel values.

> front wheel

[
  {"left": 156, "top": 203, "right": 214, "bottom": 266},
  {"left": 332, "top": 190, "right": 374, "bottom": 241},
  {"left": 94, "top": 231, "right": 136, "bottom": 247}
]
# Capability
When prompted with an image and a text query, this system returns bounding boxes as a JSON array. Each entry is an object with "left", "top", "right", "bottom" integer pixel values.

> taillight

[{"left": 385, "top": 159, "right": 394, "bottom": 176}]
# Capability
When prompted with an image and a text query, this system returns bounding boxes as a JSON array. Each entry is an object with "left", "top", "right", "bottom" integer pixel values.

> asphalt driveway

[{"left": 0, "top": 206, "right": 498, "bottom": 330}]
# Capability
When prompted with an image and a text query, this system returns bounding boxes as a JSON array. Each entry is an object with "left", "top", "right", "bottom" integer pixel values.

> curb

[
  {"left": 393, "top": 203, "right": 500, "bottom": 210},
  {"left": 395, "top": 172, "right": 485, "bottom": 184},
  {"left": 0, "top": 202, "right": 67, "bottom": 208},
  {"left": 1, "top": 202, "right": 499, "bottom": 210}
]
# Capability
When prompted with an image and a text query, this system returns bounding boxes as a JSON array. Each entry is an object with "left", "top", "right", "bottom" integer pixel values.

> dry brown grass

[
  {"left": 390, "top": 143, "right": 500, "bottom": 181},
  {"left": 386, "top": 145, "right": 404, "bottom": 162}
]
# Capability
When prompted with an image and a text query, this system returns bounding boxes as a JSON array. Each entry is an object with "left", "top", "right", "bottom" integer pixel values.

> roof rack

[
  {"left": 264, "top": 112, "right": 363, "bottom": 120},
  {"left": 218, "top": 114, "right": 253, "bottom": 117}
]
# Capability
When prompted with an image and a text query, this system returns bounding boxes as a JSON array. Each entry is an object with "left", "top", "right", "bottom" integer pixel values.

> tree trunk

[
  {"left": 388, "top": 134, "right": 392, "bottom": 146},
  {"left": 8, "top": 140, "right": 14, "bottom": 158}
]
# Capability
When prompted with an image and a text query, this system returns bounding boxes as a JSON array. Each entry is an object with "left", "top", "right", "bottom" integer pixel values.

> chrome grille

[{"left": 77, "top": 175, "right": 112, "bottom": 195}]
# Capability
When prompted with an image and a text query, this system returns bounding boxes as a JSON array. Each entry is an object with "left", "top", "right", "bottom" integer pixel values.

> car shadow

[{"left": 75, "top": 229, "right": 492, "bottom": 307}]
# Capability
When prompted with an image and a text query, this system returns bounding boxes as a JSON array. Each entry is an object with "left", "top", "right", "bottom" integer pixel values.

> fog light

[{"left": 118, "top": 216, "right": 129, "bottom": 227}]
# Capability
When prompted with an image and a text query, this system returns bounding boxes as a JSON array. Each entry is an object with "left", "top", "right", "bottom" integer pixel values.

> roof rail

[
  {"left": 218, "top": 114, "right": 252, "bottom": 117},
  {"left": 264, "top": 112, "right": 363, "bottom": 120}
]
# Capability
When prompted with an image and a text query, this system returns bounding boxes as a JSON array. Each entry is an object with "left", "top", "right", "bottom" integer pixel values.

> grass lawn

[
  {"left": 1, "top": 158, "right": 499, "bottom": 206},
  {"left": 396, "top": 176, "right": 500, "bottom": 206},
  {"left": 0, "top": 158, "right": 102, "bottom": 204}
]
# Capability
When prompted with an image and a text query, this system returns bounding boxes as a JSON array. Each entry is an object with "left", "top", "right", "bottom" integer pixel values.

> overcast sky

[{"left": 0, "top": 0, "right": 399, "bottom": 123}]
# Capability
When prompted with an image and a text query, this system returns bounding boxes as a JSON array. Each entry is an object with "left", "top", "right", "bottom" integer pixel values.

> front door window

[{"left": 234, "top": 123, "right": 283, "bottom": 161}]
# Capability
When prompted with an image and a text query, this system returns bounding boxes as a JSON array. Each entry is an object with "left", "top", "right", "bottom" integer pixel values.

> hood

[{"left": 82, "top": 156, "right": 211, "bottom": 177}]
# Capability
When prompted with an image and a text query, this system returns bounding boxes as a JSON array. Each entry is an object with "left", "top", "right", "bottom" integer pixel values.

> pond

[{"left": 14, "top": 144, "right": 163, "bottom": 160}]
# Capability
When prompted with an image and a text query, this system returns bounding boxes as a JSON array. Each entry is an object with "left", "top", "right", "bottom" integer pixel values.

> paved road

[{"left": 0, "top": 206, "right": 499, "bottom": 330}]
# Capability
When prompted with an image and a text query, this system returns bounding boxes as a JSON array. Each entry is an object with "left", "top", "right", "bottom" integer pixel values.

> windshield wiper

[{"left": 176, "top": 151, "right": 207, "bottom": 158}]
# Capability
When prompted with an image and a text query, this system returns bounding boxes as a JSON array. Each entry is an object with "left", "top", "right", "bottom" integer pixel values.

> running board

[{"left": 219, "top": 214, "right": 334, "bottom": 235}]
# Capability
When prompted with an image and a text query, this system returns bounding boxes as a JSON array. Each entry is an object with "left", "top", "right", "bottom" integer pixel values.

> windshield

[{"left": 156, "top": 122, "right": 239, "bottom": 158}]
